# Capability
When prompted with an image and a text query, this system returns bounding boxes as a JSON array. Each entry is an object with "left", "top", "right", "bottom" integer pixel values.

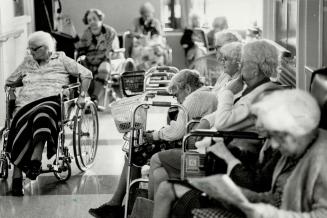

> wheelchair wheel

[
  {"left": 53, "top": 158, "right": 71, "bottom": 182},
  {"left": 0, "top": 155, "right": 9, "bottom": 180},
  {"left": 73, "top": 101, "right": 99, "bottom": 172}
]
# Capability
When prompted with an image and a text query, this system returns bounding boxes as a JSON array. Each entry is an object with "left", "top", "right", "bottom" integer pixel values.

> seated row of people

[
  {"left": 150, "top": 40, "right": 327, "bottom": 218},
  {"left": 89, "top": 38, "right": 289, "bottom": 218}
]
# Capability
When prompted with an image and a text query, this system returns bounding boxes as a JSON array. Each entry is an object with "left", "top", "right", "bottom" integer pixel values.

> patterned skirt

[{"left": 6, "top": 95, "right": 61, "bottom": 172}]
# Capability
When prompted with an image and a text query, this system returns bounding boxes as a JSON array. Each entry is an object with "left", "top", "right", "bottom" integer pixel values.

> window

[
  {"left": 162, "top": 0, "right": 182, "bottom": 30},
  {"left": 13, "top": 0, "right": 24, "bottom": 16},
  {"left": 324, "top": 0, "right": 327, "bottom": 66},
  {"left": 191, "top": 0, "right": 263, "bottom": 30}
]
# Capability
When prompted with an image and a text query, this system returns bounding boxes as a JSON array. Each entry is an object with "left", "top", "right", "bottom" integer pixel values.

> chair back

[
  {"left": 192, "top": 28, "right": 209, "bottom": 49},
  {"left": 310, "top": 67, "right": 327, "bottom": 129},
  {"left": 121, "top": 70, "right": 145, "bottom": 97}
]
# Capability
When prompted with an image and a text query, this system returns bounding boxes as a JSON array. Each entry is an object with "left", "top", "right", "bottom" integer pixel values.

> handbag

[{"left": 131, "top": 139, "right": 182, "bottom": 167}]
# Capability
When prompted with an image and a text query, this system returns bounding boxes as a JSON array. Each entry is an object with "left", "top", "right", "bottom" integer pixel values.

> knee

[
  {"left": 97, "top": 62, "right": 111, "bottom": 79},
  {"left": 150, "top": 153, "right": 161, "bottom": 169},
  {"left": 153, "top": 167, "right": 168, "bottom": 183},
  {"left": 156, "top": 181, "right": 175, "bottom": 200}
]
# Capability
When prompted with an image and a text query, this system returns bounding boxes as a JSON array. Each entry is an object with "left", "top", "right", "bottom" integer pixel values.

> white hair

[
  {"left": 28, "top": 31, "right": 56, "bottom": 52},
  {"left": 220, "top": 42, "right": 243, "bottom": 62},
  {"left": 214, "top": 30, "right": 242, "bottom": 48},
  {"left": 251, "top": 89, "right": 321, "bottom": 136},
  {"left": 242, "top": 39, "right": 280, "bottom": 79}
]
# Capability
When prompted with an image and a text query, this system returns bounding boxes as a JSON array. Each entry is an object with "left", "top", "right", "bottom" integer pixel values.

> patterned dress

[
  {"left": 6, "top": 51, "right": 92, "bottom": 109},
  {"left": 77, "top": 24, "right": 119, "bottom": 73}
]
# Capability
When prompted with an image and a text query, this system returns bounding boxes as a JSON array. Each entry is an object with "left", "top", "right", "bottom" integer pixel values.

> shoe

[
  {"left": 26, "top": 160, "right": 41, "bottom": 180},
  {"left": 88, "top": 204, "right": 124, "bottom": 218},
  {"left": 11, "top": 178, "right": 24, "bottom": 196}
]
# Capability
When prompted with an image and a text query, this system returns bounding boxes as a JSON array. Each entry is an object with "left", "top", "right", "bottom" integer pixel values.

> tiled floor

[{"left": 0, "top": 105, "right": 168, "bottom": 218}]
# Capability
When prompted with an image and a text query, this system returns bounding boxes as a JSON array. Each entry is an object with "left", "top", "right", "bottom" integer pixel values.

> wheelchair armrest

[
  {"left": 186, "top": 118, "right": 202, "bottom": 133},
  {"left": 190, "top": 129, "right": 261, "bottom": 139},
  {"left": 111, "top": 48, "right": 126, "bottom": 53},
  {"left": 182, "top": 129, "right": 263, "bottom": 152},
  {"left": 62, "top": 82, "right": 80, "bottom": 90}
]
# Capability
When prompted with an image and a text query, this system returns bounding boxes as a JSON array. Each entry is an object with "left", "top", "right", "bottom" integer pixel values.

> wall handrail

[{"left": 0, "top": 29, "right": 24, "bottom": 44}]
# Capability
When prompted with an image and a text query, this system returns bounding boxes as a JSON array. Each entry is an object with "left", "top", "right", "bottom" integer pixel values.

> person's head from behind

[
  {"left": 219, "top": 42, "right": 242, "bottom": 77},
  {"left": 83, "top": 8, "right": 105, "bottom": 34},
  {"left": 240, "top": 39, "right": 279, "bottom": 86},
  {"left": 214, "top": 30, "right": 242, "bottom": 57},
  {"left": 212, "top": 16, "right": 228, "bottom": 32},
  {"left": 168, "top": 69, "right": 203, "bottom": 104},
  {"left": 251, "top": 89, "right": 321, "bottom": 159},
  {"left": 189, "top": 11, "right": 203, "bottom": 29},
  {"left": 28, "top": 31, "right": 55, "bottom": 62},
  {"left": 140, "top": 2, "right": 155, "bottom": 22}
]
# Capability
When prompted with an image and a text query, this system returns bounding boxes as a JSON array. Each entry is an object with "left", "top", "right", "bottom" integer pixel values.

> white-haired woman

[
  {"left": 134, "top": 2, "right": 163, "bottom": 37},
  {"left": 242, "top": 89, "right": 327, "bottom": 218},
  {"left": 207, "top": 16, "right": 229, "bottom": 48},
  {"left": 5, "top": 31, "right": 92, "bottom": 196}
]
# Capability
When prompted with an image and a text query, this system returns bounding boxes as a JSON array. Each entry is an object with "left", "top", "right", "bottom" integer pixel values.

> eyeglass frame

[{"left": 27, "top": 45, "right": 44, "bottom": 52}]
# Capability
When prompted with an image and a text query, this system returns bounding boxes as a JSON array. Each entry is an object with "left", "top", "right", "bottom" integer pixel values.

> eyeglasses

[
  {"left": 28, "top": 45, "right": 44, "bottom": 52},
  {"left": 266, "top": 130, "right": 288, "bottom": 144}
]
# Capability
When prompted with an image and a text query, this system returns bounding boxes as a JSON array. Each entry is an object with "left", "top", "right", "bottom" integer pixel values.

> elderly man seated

[
  {"left": 89, "top": 69, "right": 218, "bottom": 218},
  {"left": 147, "top": 39, "right": 281, "bottom": 203},
  {"left": 153, "top": 89, "right": 327, "bottom": 218}
]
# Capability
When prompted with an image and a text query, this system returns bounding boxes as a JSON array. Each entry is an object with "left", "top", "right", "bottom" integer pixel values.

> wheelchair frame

[
  {"left": 0, "top": 82, "right": 99, "bottom": 181},
  {"left": 181, "top": 129, "right": 264, "bottom": 180},
  {"left": 119, "top": 66, "right": 186, "bottom": 218}
]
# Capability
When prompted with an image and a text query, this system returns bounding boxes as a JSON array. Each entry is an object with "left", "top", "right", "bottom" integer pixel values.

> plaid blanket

[{"left": 6, "top": 95, "right": 61, "bottom": 171}]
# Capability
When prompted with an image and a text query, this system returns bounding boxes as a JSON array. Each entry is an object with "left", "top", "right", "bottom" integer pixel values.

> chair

[
  {"left": 310, "top": 67, "right": 327, "bottom": 129},
  {"left": 192, "top": 28, "right": 209, "bottom": 50},
  {"left": 0, "top": 80, "right": 99, "bottom": 180}
]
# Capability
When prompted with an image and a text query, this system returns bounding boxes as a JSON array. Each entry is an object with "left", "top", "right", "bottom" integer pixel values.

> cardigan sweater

[{"left": 247, "top": 129, "right": 327, "bottom": 218}]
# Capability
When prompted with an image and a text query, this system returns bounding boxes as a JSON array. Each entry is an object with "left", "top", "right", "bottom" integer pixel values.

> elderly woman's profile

[{"left": 5, "top": 31, "right": 92, "bottom": 196}]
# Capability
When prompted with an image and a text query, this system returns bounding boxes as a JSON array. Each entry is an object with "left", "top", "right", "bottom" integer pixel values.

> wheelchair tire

[
  {"left": 73, "top": 101, "right": 99, "bottom": 172},
  {"left": 0, "top": 156, "right": 9, "bottom": 180},
  {"left": 53, "top": 158, "right": 71, "bottom": 182}
]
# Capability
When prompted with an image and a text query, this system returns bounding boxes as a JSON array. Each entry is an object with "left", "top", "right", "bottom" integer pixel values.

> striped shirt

[
  {"left": 152, "top": 87, "right": 218, "bottom": 141},
  {"left": 6, "top": 52, "right": 92, "bottom": 109}
]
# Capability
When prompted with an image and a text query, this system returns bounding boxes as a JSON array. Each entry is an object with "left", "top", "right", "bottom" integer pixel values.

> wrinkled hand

[
  {"left": 76, "top": 94, "right": 86, "bottom": 109},
  {"left": 143, "top": 131, "right": 155, "bottom": 144},
  {"left": 242, "top": 203, "right": 273, "bottom": 218},
  {"left": 207, "top": 140, "right": 234, "bottom": 161},
  {"left": 196, "top": 119, "right": 210, "bottom": 130},
  {"left": 225, "top": 75, "right": 244, "bottom": 94}
]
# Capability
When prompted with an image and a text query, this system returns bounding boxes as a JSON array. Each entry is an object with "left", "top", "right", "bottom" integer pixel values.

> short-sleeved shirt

[{"left": 6, "top": 52, "right": 92, "bottom": 109}]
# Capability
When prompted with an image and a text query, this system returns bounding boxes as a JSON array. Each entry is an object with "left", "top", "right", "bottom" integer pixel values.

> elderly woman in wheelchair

[
  {"left": 88, "top": 69, "right": 218, "bottom": 218},
  {"left": 75, "top": 8, "right": 121, "bottom": 106},
  {"left": 3, "top": 31, "right": 92, "bottom": 196},
  {"left": 153, "top": 89, "right": 327, "bottom": 218}
]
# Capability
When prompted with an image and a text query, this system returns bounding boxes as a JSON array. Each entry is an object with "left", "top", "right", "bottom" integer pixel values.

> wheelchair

[
  {"left": 110, "top": 66, "right": 184, "bottom": 217},
  {"left": 0, "top": 81, "right": 99, "bottom": 182},
  {"left": 77, "top": 49, "right": 136, "bottom": 111}
]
